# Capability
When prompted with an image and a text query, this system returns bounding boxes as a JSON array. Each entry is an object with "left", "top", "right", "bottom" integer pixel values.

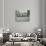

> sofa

[
  {"left": 40, "top": 38, "right": 46, "bottom": 46},
  {"left": 9, "top": 32, "right": 37, "bottom": 42}
]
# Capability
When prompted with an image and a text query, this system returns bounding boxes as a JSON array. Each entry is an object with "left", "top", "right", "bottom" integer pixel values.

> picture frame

[{"left": 15, "top": 9, "right": 30, "bottom": 22}]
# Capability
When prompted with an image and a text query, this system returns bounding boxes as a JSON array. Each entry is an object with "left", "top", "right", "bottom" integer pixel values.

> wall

[
  {"left": 42, "top": 0, "right": 46, "bottom": 37},
  {"left": 4, "top": 0, "right": 42, "bottom": 32},
  {"left": 0, "top": 0, "right": 3, "bottom": 33}
]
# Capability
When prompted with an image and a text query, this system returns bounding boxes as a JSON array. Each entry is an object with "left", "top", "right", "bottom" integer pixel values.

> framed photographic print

[{"left": 15, "top": 9, "right": 30, "bottom": 22}]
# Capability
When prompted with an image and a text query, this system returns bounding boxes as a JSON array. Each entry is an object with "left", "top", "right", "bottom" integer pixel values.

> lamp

[
  {"left": 6, "top": 28, "right": 10, "bottom": 33},
  {"left": 37, "top": 28, "right": 41, "bottom": 31}
]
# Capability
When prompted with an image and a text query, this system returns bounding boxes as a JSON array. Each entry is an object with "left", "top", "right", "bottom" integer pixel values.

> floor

[
  {"left": 2, "top": 42, "right": 44, "bottom": 46},
  {"left": 2, "top": 44, "right": 44, "bottom": 46}
]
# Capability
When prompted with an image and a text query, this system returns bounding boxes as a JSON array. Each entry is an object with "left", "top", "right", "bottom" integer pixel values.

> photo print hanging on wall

[{"left": 15, "top": 9, "right": 30, "bottom": 22}]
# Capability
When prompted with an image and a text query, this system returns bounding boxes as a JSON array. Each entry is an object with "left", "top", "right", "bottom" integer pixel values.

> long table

[{"left": 9, "top": 37, "right": 36, "bottom": 45}]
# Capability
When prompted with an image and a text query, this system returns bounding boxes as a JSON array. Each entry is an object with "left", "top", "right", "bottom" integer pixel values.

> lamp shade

[{"left": 37, "top": 29, "right": 41, "bottom": 31}]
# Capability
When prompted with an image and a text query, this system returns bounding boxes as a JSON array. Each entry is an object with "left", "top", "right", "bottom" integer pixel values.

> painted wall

[
  {"left": 4, "top": 0, "right": 42, "bottom": 32},
  {"left": 0, "top": 0, "right": 3, "bottom": 33},
  {"left": 0, "top": 0, "right": 3, "bottom": 28},
  {"left": 42, "top": 0, "right": 46, "bottom": 37}
]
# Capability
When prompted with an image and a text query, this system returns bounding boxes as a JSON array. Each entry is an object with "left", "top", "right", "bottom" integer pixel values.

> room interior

[{"left": 0, "top": 0, "right": 46, "bottom": 46}]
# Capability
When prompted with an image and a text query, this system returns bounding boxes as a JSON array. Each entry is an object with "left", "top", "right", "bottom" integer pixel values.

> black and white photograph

[{"left": 0, "top": 0, "right": 46, "bottom": 46}]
